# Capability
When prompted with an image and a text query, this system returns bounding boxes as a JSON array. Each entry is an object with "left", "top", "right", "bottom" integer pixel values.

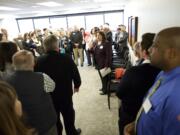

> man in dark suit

[
  {"left": 116, "top": 33, "right": 160, "bottom": 135},
  {"left": 34, "top": 35, "right": 82, "bottom": 135}
]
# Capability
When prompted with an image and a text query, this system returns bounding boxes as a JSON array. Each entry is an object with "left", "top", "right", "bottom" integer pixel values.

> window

[
  {"left": 85, "top": 14, "right": 104, "bottom": 31},
  {"left": 50, "top": 17, "right": 67, "bottom": 30},
  {"left": 104, "top": 12, "right": 124, "bottom": 31},
  {"left": 17, "top": 19, "right": 34, "bottom": 34},
  {"left": 67, "top": 16, "right": 85, "bottom": 29},
  {"left": 16, "top": 10, "right": 124, "bottom": 33},
  {"left": 33, "top": 18, "right": 50, "bottom": 30}
]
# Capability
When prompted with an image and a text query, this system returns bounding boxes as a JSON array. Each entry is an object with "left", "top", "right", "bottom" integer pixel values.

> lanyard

[{"left": 135, "top": 79, "right": 162, "bottom": 134}]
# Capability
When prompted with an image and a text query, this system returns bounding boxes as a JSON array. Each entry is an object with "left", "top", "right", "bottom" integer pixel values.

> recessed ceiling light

[
  {"left": 36, "top": 1, "right": 63, "bottom": 7},
  {"left": 32, "top": 6, "right": 40, "bottom": 8},
  {"left": 94, "top": 0, "right": 111, "bottom": 2},
  {"left": 0, "top": 6, "right": 20, "bottom": 11},
  {"left": 80, "top": 0, "right": 89, "bottom": 3},
  {"left": 72, "top": 0, "right": 88, "bottom": 2},
  {"left": 35, "top": 11, "right": 57, "bottom": 16}
]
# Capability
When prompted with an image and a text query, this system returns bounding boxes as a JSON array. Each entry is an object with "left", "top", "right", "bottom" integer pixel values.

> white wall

[
  {"left": 124, "top": 0, "right": 180, "bottom": 40},
  {"left": 0, "top": 16, "right": 19, "bottom": 41}
]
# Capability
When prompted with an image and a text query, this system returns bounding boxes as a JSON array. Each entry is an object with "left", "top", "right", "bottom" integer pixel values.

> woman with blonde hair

[
  {"left": 133, "top": 42, "right": 144, "bottom": 65},
  {"left": 0, "top": 28, "right": 8, "bottom": 42}
]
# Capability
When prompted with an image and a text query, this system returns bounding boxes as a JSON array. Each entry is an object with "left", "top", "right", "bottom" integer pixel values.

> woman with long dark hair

[{"left": 94, "top": 31, "right": 112, "bottom": 95}]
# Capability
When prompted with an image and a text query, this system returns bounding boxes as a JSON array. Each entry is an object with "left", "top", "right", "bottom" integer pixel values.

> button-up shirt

[{"left": 137, "top": 66, "right": 180, "bottom": 135}]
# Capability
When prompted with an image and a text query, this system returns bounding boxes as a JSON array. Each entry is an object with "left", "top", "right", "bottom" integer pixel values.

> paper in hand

[{"left": 100, "top": 67, "right": 111, "bottom": 77}]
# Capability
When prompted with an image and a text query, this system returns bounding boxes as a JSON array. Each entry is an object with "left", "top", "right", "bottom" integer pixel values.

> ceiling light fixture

[
  {"left": 32, "top": 6, "right": 40, "bottom": 8},
  {"left": 80, "top": 0, "right": 89, "bottom": 3},
  {"left": 36, "top": 1, "right": 63, "bottom": 7},
  {"left": 94, "top": 0, "right": 111, "bottom": 2},
  {"left": 0, "top": 6, "right": 20, "bottom": 11}
]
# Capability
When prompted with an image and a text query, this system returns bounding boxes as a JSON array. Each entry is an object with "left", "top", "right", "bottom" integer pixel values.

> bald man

[
  {"left": 124, "top": 27, "right": 180, "bottom": 135},
  {"left": 6, "top": 50, "right": 57, "bottom": 135}
]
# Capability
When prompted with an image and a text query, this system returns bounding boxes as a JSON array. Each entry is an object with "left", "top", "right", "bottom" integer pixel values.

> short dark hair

[
  {"left": 0, "top": 42, "right": 18, "bottom": 71},
  {"left": 43, "top": 28, "right": 47, "bottom": 32},
  {"left": 94, "top": 27, "right": 100, "bottom": 33},
  {"left": 141, "top": 33, "right": 155, "bottom": 55},
  {"left": 80, "top": 28, "right": 85, "bottom": 31},
  {"left": 104, "top": 23, "right": 109, "bottom": 26}
]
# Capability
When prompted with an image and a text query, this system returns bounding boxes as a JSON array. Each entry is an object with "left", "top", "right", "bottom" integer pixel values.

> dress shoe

[
  {"left": 100, "top": 92, "right": 107, "bottom": 95},
  {"left": 76, "top": 128, "right": 81, "bottom": 135},
  {"left": 88, "top": 64, "right": 92, "bottom": 66}
]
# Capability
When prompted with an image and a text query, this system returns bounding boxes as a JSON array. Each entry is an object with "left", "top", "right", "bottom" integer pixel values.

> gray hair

[
  {"left": 43, "top": 34, "right": 59, "bottom": 52},
  {"left": 13, "top": 50, "right": 34, "bottom": 71}
]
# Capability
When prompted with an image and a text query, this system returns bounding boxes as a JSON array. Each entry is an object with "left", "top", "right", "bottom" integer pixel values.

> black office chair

[
  {"left": 107, "top": 47, "right": 130, "bottom": 109},
  {"left": 107, "top": 72, "right": 120, "bottom": 109}
]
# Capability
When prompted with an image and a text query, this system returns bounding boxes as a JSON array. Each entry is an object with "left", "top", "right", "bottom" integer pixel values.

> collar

[
  {"left": 142, "top": 59, "right": 150, "bottom": 64},
  {"left": 156, "top": 66, "right": 180, "bottom": 85}
]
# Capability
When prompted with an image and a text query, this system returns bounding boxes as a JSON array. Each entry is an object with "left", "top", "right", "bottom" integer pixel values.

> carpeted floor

[{"left": 64, "top": 65, "right": 119, "bottom": 135}]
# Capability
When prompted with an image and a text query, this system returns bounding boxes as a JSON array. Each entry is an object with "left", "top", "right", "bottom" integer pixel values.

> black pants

[
  {"left": 97, "top": 69, "right": 109, "bottom": 94},
  {"left": 54, "top": 100, "right": 77, "bottom": 135},
  {"left": 86, "top": 49, "right": 94, "bottom": 65},
  {"left": 118, "top": 107, "right": 135, "bottom": 135}
]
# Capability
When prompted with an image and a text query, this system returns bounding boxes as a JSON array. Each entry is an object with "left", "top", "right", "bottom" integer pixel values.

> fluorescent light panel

[
  {"left": 0, "top": 6, "right": 20, "bottom": 11},
  {"left": 34, "top": 11, "right": 56, "bottom": 15},
  {"left": 36, "top": 1, "right": 63, "bottom": 7},
  {"left": 94, "top": 0, "right": 111, "bottom": 2}
]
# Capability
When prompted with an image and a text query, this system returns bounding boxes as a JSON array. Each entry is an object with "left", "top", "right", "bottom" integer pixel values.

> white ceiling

[{"left": 0, "top": 0, "right": 129, "bottom": 18}]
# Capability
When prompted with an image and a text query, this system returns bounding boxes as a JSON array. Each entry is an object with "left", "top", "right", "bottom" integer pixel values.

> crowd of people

[{"left": 1, "top": 25, "right": 180, "bottom": 135}]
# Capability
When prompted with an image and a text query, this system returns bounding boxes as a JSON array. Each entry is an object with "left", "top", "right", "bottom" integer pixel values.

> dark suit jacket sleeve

[
  {"left": 79, "top": 32, "right": 83, "bottom": 44},
  {"left": 116, "top": 69, "right": 132, "bottom": 99},
  {"left": 105, "top": 41, "right": 112, "bottom": 68},
  {"left": 34, "top": 57, "right": 43, "bottom": 72},
  {"left": 106, "top": 31, "right": 113, "bottom": 43},
  {"left": 70, "top": 58, "right": 81, "bottom": 88}
]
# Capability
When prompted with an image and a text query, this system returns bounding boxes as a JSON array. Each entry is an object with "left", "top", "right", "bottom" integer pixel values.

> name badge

[
  {"left": 143, "top": 98, "right": 152, "bottom": 113},
  {"left": 100, "top": 46, "right": 103, "bottom": 49}
]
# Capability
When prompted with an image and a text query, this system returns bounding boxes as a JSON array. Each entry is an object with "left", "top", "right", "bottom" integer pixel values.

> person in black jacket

[
  {"left": 116, "top": 33, "right": 161, "bottom": 135},
  {"left": 34, "top": 34, "right": 82, "bottom": 135},
  {"left": 117, "top": 25, "right": 129, "bottom": 59},
  {"left": 103, "top": 23, "right": 113, "bottom": 44}
]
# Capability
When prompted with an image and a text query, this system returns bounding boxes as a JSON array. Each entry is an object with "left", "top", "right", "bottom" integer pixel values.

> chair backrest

[{"left": 115, "top": 68, "right": 125, "bottom": 79}]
